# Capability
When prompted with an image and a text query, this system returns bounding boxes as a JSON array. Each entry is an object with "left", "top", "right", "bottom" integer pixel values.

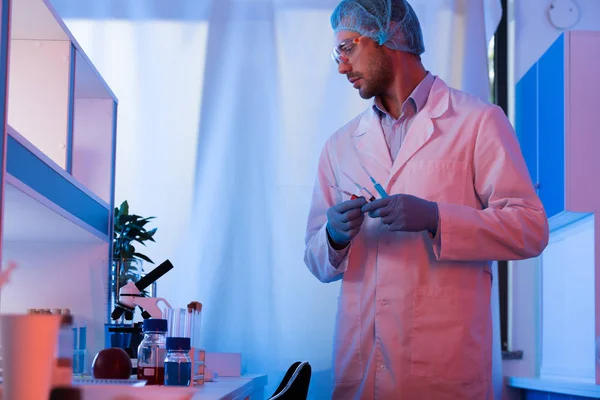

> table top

[
  {"left": 67, "top": 374, "right": 267, "bottom": 400},
  {"left": 191, "top": 374, "right": 268, "bottom": 399}
]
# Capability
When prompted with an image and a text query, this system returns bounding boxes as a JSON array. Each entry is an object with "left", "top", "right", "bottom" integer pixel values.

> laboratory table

[
  {"left": 0, "top": 374, "right": 268, "bottom": 400},
  {"left": 81, "top": 374, "right": 268, "bottom": 400}
]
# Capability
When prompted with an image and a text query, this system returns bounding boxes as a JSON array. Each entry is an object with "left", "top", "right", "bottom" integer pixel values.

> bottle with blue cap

[
  {"left": 137, "top": 318, "right": 168, "bottom": 384},
  {"left": 164, "top": 337, "right": 192, "bottom": 386}
]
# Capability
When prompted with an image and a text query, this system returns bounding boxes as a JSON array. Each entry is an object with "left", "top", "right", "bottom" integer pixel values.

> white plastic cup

[{"left": 0, "top": 314, "right": 60, "bottom": 400}]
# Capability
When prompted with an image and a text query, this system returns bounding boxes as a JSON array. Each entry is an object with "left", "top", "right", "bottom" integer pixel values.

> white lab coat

[{"left": 304, "top": 77, "right": 549, "bottom": 400}]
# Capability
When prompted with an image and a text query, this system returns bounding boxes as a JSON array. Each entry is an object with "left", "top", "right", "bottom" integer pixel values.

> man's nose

[{"left": 338, "top": 61, "right": 352, "bottom": 75}]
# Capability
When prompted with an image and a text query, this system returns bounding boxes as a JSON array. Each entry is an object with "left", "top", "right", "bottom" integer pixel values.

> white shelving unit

[{"left": 0, "top": 0, "right": 117, "bottom": 372}]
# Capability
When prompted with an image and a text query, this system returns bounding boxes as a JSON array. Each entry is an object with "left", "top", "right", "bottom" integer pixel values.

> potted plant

[{"left": 112, "top": 200, "right": 157, "bottom": 305}]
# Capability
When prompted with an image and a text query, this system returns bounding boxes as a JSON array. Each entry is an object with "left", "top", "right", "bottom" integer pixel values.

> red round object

[{"left": 91, "top": 347, "right": 132, "bottom": 379}]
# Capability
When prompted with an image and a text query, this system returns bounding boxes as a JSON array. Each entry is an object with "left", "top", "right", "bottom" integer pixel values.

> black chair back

[{"left": 269, "top": 361, "right": 312, "bottom": 400}]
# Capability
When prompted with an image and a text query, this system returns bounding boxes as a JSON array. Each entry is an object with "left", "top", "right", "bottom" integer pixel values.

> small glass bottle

[
  {"left": 72, "top": 314, "right": 87, "bottom": 376},
  {"left": 137, "top": 319, "right": 168, "bottom": 385},
  {"left": 164, "top": 337, "right": 192, "bottom": 386}
]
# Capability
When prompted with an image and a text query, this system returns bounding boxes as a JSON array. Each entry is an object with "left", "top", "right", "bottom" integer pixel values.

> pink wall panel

[
  {"left": 7, "top": 40, "right": 70, "bottom": 169},
  {"left": 566, "top": 31, "right": 600, "bottom": 213}
]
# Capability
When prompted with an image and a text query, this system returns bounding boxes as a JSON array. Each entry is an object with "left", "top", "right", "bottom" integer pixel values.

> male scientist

[{"left": 303, "top": 0, "right": 549, "bottom": 399}]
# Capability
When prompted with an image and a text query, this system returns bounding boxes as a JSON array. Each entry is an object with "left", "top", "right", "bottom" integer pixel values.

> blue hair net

[{"left": 331, "top": 0, "right": 425, "bottom": 55}]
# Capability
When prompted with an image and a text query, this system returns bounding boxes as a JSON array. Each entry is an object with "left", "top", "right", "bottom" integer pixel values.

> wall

[
  {"left": 504, "top": 0, "right": 600, "bottom": 387},
  {"left": 541, "top": 216, "right": 595, "bottom": 382}
]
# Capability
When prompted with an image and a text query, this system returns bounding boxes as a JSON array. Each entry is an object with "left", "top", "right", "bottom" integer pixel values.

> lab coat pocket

[
  {"left": 410, "top": 286, "right": 485, "bottom": 382},
  {"left": 402, "top": 160, "right": 469, "bottom": 204},
  {"left": 332, "top": 299, "right": 363, "bottom": 383}
]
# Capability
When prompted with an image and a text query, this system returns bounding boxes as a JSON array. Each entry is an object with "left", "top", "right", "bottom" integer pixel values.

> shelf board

[
  {"left": 3, "top": 179, "right": 106, "bottom": 242},
  {"left": 548, "top": 211, "right": 592, "bottom": 232},
  {"left": 507, "top": 377, "right": 600, "bottom": 398},
  {"left": 11, "top": 0, "right": 68, "bottom": 41},
  {"left": 5, "top": 125, "right": 110, "bottom": 239}
]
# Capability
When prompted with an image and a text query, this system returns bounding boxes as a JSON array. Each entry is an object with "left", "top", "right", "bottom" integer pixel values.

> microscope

[
  {"left": 107, "top": 259, "right": 174, "bottom": 368},
  {"left": 111, "top": 259, "right": 174, "bottom": 321}
]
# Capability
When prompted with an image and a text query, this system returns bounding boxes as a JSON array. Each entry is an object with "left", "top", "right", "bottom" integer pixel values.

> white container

[{"left": 0, "top": 314, "right": 60, "bottom": 400}]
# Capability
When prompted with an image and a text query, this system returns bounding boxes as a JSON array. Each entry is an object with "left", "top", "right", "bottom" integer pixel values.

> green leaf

[
  {"left": 141, "top": 239, "right": 154, "bottom": 245},
  {"left": 119, "top": 201, "right": 129, "bottom": 216},
  {"left": 113, "top": 201, "right": 158, "bottom": 265},
  {"left": 135, "top": 231, "right": 155, "bottom": 241},
  {"left": 124, "top": 230, "right": 141, "bottom": 238},
  {"left": 126, "top": 223, "right": 146, "bottom": 232},
  {"left": 125, "top": 224, "right": 141, "bottom": 232},
  {"left": 146, "top": 228, "right": 157, "bottom": 236},
  {"left": 118, "top": 215, "right": 138, "bottom": 225}
]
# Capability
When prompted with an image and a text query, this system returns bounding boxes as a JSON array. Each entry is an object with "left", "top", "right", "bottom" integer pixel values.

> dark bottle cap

[
  {"left": 142, "top": 318, "right": 168, "bottom": 333},
  {"left": 166, "top": 336, "right": 191, "bottom": 351}
]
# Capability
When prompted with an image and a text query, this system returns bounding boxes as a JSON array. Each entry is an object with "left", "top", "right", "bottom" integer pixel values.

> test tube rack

[{"left": 189, "top": 346, "right": 206, "bottom": 386}]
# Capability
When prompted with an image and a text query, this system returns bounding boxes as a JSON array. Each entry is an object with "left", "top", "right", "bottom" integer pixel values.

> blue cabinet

[
  {"left": 515, "top": 32, "right": 599, "bottom": 231},
  {"left": 515, "top": 62, "right": 538, "bottom": 191},
  {"left": 537, "top": 35, "right": 565, "bottom": 220}
]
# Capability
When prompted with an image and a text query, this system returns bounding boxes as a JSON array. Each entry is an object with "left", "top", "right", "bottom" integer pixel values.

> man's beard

[{"left": 358, "top": 51, "right": 393, "bottom": 99}]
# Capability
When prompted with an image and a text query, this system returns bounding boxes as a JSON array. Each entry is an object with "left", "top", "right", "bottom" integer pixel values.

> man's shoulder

[{"left": 446, "top": 85, "right": 496, "bottom": 115}]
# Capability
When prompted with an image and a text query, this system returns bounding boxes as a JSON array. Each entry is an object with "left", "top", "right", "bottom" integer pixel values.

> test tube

[
  {"left": 162, "top": 308, "right": 171, "bottom": 335},
  {"left": 195, "top": 311, "right": 202, "bottom": 348},
  {"left": 185, "top": 309, "right": 194, "bottom": 340},
  {"left": 163, "top": 306, "right": 201, "bottom": 343},
  {"left": 172, "top": 308, "right": 184, "bottom": 337}
]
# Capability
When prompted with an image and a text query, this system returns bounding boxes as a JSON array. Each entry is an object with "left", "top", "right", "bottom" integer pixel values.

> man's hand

[
  {"left": 326, "top": 197, "right": 367, "bottom": 249},
  {"left": 361, "top": 194, "right": 438, "bottom": 233}
]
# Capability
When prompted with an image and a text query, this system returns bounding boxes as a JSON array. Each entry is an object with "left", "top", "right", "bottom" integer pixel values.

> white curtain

[{"left": 51, "top": 0, "right": 501, "bottom": 397}]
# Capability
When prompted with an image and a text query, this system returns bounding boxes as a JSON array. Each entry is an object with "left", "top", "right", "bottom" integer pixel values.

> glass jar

[
  {"left": 72, "top": 315, "right": 87, "bottom": 376},
  {"left": 137, "top": 318, "right": 168, "bottom": 385},
  {"left": 164, "top": 337, "right": 192, "bottom": 386}
]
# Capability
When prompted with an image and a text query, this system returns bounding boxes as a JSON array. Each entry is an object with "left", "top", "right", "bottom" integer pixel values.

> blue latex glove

[
  {"left": 361, "top": 194, "right": 438, "bottom": 233},
  {"left": 326, "top": 197, "right": 367, "bottom": 249}
]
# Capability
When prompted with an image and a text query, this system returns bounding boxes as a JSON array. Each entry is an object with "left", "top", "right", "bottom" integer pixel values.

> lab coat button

[
  {"left": 380, "top": 364, "right": 386, "bottom": 370},
  {"left": 382, "top": 300, "right": 388, "bottom": 307}
]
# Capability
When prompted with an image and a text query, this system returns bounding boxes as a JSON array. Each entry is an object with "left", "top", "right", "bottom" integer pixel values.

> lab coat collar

[
  {"left": 352, "top": 76, "right": 450, "bottom": 187},
  {"left": 426, "top": 76, "right": 450, "bottom": 119}
]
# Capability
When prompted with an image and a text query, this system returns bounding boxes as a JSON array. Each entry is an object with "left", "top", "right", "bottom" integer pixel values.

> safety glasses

[{"left": 331, "top": 35, "right": 366, "bottom": 65}]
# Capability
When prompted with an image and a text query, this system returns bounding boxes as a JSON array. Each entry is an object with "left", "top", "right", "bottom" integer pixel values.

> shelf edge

[
  {"left": 5, "top": 173, "right": 109, "bottom": 242},
  {"left": 7, "top": 125, "right": 110, "bottom": 209},
  {"left": 6, "top": 129, "right": 110, "bottom": 236}
]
